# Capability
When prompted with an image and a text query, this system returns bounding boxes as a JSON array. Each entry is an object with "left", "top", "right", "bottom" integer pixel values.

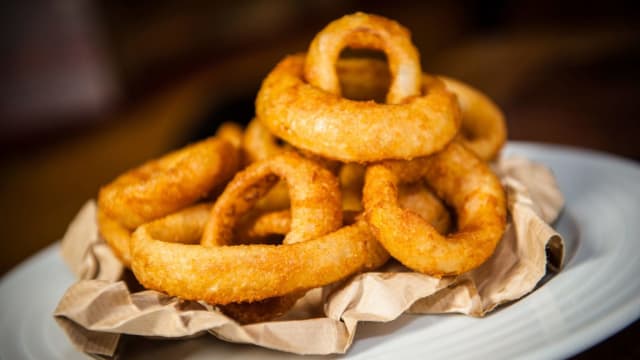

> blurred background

[{"left": 1, "top": 0, "right": 639, "bottom": 356}]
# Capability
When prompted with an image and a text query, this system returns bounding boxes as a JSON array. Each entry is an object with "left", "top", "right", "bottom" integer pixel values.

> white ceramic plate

[{"left": 1, "top": 142, "right": 639, "bottom": 360}]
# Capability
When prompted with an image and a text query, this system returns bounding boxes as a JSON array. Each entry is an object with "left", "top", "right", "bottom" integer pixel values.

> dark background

[{"left": 1, "top": 1, "right": 639, "bottom": 358}]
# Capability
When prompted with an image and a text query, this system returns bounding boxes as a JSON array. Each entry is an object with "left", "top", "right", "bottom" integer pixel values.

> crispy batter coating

[
  {"left": 98, "top": 202, "right": 213, "bottom": 267},
  {"left": 255, "top": 13, "right": 460, "bottom": 162},
  {"left": 233, "top": 209, "right": 365, "bottom": 248},
  {"left": 339, "top": 163, "right": 452, "bottom": 233},
  {"left": 215, "top": 122, "right": 245, "bottom": 150},
  {"left": 98, "top": 137, "right": 241, "bottom": 229},
  {"left": 215, "top": 122, "right": 247, "bottom": 166},
  {"left": 96, "top": 207, "right": 133, "bottom": 266},
  {"left": 332, "top": 57, "right": 508, "bottom": 161},
  {"left": 204, "top": 152, "right": 341, "bottom": 322},
  {"left": 243, "top": 119, "right": 291, "bottom": 211},
  {"left": 244, "top": 118, "right": 342, "bottom": 212},
  {"left": 131, "top": 216, "right": 388, "bottom": 304},
  {"left": 244, "top": 118, "right": 283, "bottom": 163},
  {"left": 305, "top": 12, "right": 421, "bottom": 105},
  {"left": 97, "top": 134, "right": 240, "bottom": 266},
  {"left": 234, "top": 209, "right": 291, "bottom": 244},
  {"left": 364, "top": 141, "right": 506, "bottom": 276},
  {"left": 256, "top": 54, "right": 460, "bottom": 162},
  {"left": 202, "top": 152, "right": 342, "bottom": 246},
  {"left": 440, "top": 76, "right": 507, "bottom": 161}
]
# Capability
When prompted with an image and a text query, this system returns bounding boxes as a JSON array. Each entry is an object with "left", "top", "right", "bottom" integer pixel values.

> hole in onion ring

[
  {"left": 364, "top": 141, "right": 507, "bottom": 276},
  {"left": 338, "top": 55, "right": 390, "bottom": 103}
]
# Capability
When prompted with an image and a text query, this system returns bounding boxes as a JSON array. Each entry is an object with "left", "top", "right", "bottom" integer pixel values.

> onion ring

[
  {"left": 212, "top": 206, "right": 302, "bottom": 323},
  {"left": 244, "top": 118, "right": 341, "bottom": 171},
  {"left": 440, "top": 76, "right": 507, "bottom": 161},
  {"left": 243, "top": 118, "right": 342, "bottom": 212},
  {"left": 202, "top": 152, "right": 342, "bottom": 246},
  {"left": 96, "top": 207, "right": 134, "bottom": 266},
  {"left": 215, "top": 122, "right": 245, "bottom": 151},
  {"left": 256, "top": 53, "right": 460, "bottom": 162},
  {"left": 98, "top": 202, "right": 213, "bottom": 267},
  {"left": 244, "top": 118, "right": 284, "bottom": 163},
  {"left": 334, "top": 57, "right": 507, "bottom": 161},
  {"left": 243, "top": 118, "right": 298, "bottom": 212},
  {"left": 304, "top": 12, "right": 421, "bottom": 105},
  {"left": 98, "top": 136, "right": 241, "bottom": 229},
  {"left": 338, "top": 163, "right": 452, "bottom": 233},
  {"left": 234, "top": 197, "right": 449, "bottom": 247},
  {"left": 131, "top": 215, "right": 388, "bottom": 304},
  {"left": 243, "top": 118, "right": 291, "bottom": 211},
  {"left": 234, "top": 209, "right": 369, "bottom": 247},
  {"left": 363, "top": 141, "right": 506, "bottom": 276},
  {"left": 205, "top": 151, "right": 341, "bottom": 322},
  {"left": 234, "top": 209, "right": 291, "bottom": 244}
]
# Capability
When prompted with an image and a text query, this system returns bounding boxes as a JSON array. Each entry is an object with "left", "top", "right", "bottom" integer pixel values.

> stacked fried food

[{"left": 96, "top": 12, "right": 508, "bottom": 324}]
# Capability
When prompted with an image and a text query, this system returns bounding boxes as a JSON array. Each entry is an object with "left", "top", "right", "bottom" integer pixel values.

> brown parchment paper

[{"left": 54, "top": 155, "right": 565, "bottom": 357}]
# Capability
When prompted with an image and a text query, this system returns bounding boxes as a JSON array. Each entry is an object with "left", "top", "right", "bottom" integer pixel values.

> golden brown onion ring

[
  {"left": 256, "top": 54, "right": 460, "bottom": 162},
  {"left": 439, "top": 76, "right": 507, "bottom": 161},
  {"left": 363, "top": 141, "right": 506, "bottom": 276},
  {"left": 202, "top": 152, "right": 342, "bottom": 246},
  {"left": 244, "top": 118, "right": 341, "bottom": 171},
  {"left": 334, "top": 57, "right": 507, "bottom": 161},
  {"left": 98, "top": 137, "right": 241, "bottom": 229},
  {"left": 236, "top": 193, "right": 450, "bottom": 247},
  {"left": 131, "top": 216, "right": 388, "bottom": 304},
  {"left": 209, "top": 151, "right": 342, "bottom": 323},
  {"left": 210, "top": 206, "right": 303, "bottom": 323},
  {"left": 234, "top": 209, "right": 291, "bottom": 244},
  {"left": 304, "top": 12, "right": 421, "bottom": 105},
  {"left": 244, "top": 118, "right": 283, "bottom": 164},
  {"left": 243, "top": 119, "right": 291, "bottom": 211},
  {"left": 215, "top": 122, "right": 245, "bottom": 150},
  {"left": 118, "top": 202, "right": 298, "bottom": 323},
  {"left": 96, "top": 207, "right": 134, "bottom": 267},
  {"left": 98, "top": 202, "right": 214, "bottom": 267},
  {"left": 97, "top": 203, "right": 215, "bottom": 268},
  {"left": 243, "top": 118, "right": 341, "bottom": 212},
  {"left": 338, "top": 163, "right": 452, "bottom": 233},
  {"left": 234, "top": 209, "right": 371, "bottom": 247}
]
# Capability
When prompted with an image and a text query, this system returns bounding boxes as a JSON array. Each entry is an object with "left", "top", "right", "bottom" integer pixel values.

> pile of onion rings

[{"left": 96, "top": 12, "right": 508, "bottom": 325}]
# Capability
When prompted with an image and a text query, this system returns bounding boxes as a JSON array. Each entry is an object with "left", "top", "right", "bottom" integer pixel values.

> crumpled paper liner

[{"left": 54, "top": 155, "right": 565, "bottom": 357}]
